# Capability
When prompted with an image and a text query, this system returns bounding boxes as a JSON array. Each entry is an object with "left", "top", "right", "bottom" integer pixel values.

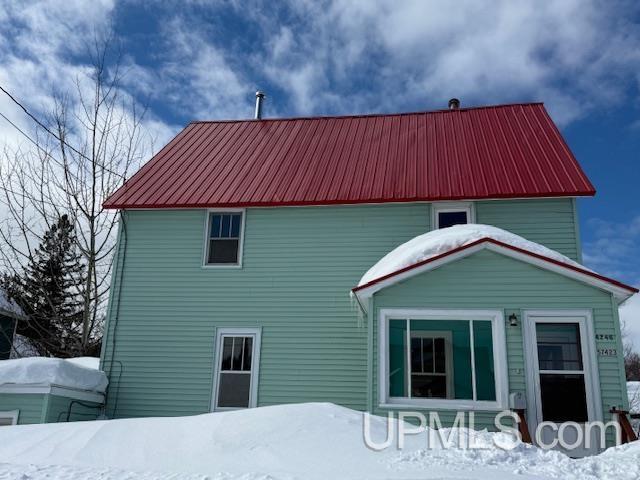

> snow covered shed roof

[
  {"left": 0, "top": 357, "right": 108, "bottom": 393},
  {"left": 352, "top": 225, "right": 638, "bottom": 310},
  {"left": 104, "top": 103, "right": 595, "bottom": 209}
]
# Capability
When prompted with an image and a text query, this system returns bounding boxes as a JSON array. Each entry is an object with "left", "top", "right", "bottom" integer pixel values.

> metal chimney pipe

[
  {"left": 254, "top": 91, "right": 266, "bottom": 119},
  {"left": 448, "top": 98, "right": 460, "bottom": 110}
]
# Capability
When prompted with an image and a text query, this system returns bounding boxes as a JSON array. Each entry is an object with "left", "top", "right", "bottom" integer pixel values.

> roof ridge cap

[{"left": 188, "top": 102, "right": 545, "bottom": 125}]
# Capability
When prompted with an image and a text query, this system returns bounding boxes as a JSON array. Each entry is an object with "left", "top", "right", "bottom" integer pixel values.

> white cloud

[
  {"left": 621, "top": 294, "right": 640, "bottom": 351},
  {"left": 583, "top": 216, "right": 640, "bottom": 285},
  {"left": 250, "top": 0, "right": 640, "bottom": 123}
]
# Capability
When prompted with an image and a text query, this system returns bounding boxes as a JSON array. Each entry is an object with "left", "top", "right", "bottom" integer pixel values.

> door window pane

[
  {"left": 540, "top": 373, "right": 588, "bottom": 422},
  {"left": 536, "top": 323, "right": 583, "bottom": 371},
  {"left": 217, "top": 373, "right": 251, "bottom": 408},
  {"left": 221, "top": 337, "right": 233, "bottom": 370}
]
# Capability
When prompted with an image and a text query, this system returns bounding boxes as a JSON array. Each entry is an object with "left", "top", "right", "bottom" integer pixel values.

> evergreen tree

[{"left": 1, "top": 215, "right": 88, "bottom": 357}]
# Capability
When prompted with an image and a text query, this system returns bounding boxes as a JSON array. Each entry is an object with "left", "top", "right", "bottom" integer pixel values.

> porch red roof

[{"left": 104, "top": 103, "right": 595, "bottom": 209}]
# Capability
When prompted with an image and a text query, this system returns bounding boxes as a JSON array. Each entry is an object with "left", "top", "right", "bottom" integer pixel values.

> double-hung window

[
  {"left": 382, "top": 309, "right": 508, "bottom": 409},
  {"left": 205, "top": 211, "right": 244, "bottom": 266}
]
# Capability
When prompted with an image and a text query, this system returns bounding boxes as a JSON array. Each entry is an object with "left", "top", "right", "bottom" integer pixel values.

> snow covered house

[
  {"left": 0, "top": 357, "right": 107, "bottom": 425},
  {"left": 101, "top": 100, "right": 637, "bottom": 452}
]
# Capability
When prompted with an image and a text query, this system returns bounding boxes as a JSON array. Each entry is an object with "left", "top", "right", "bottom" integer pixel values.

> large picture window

[{"left": 381, "top": 309, "right": 508, "bottom": 409}]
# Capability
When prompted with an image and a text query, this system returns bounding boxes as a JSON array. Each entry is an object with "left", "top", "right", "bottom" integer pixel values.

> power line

[{"left": 0, "top": 84, "right": 127, "bottom": 181}]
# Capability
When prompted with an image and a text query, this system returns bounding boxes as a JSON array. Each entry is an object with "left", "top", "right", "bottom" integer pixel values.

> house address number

[{"left": 597, "top": 348, "right": 617, "bottom": 356}]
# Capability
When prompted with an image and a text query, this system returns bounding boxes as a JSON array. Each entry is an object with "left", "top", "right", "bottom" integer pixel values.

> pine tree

[{"left": 1, "top": 215, "right": 88, "bottom": 357}]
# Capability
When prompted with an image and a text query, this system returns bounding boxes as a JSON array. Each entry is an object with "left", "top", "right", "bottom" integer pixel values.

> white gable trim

[{"left": 353, "top": 241, "right": 635, "bottom": 312}]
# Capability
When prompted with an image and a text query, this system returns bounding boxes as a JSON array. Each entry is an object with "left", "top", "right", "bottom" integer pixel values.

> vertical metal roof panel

[{"left": 104, "top": 103, "right": 596, "bottom": 209}]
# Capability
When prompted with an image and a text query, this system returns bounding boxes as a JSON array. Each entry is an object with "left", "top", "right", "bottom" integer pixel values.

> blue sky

[{"left": 1, "top": 1, "right": 639, "bottom": 339}]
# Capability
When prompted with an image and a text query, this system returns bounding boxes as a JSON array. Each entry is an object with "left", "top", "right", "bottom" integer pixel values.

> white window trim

[
  {"left": 210, "top": 327, "right": 262, "bottom": 412},
  {"left": 379, "top": 308, "right": 509, "bottom": 411},
  {"left": 432, "top": 201, "right": 475, "bottom": 229},
  {"left": 202, "top": 208, "right": 246, "bottom": 269},
  {"left": 0, "top": 410, "right": 19, "bottom": 425},
  {"left": 521, "top": 309, "right": 603, "bottom": 429}
]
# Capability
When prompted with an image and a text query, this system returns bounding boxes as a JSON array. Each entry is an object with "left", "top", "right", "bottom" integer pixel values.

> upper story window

[
  {"left": 433, "top": 202, "right": 474, "bottom": 229},
  {"left": 205, "top": 211, "right": 244, "bottom": 266}
]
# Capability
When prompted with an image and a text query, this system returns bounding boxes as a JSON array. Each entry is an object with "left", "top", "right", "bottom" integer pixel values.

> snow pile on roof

[
  {"left": 0, "top": 288, "right": 22, "bottom": 317},
  {"left": 0, "top": 356, "right": 107, "bottom": 392},
  {"left": 358, "top": 224, "right": 587, "bottom": 287},
  {"left": 0, "top": 402, "right": 639, "bottom": 480}
]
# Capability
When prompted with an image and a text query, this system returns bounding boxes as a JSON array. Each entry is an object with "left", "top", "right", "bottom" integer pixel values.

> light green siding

[
  {"left": 45, "top": 395, "right": 102, "bottom": 423},
  {"left": 0, "top": 393, "right": 102, "bottom": 424},
  {"left": 0, "top": 393, "right": 46, "bottom": 424},
  {"left": 476, "top": 198, "right": 580, "bottom": 260},
  {"left": 102, "top": 204, "right": 431, "bottom": 417},
  {"left": 101, "top": 198, "right": 617, "bottom": 427},
  {"left": 372, "top": 249, "right": 627, "bottom": 440}
]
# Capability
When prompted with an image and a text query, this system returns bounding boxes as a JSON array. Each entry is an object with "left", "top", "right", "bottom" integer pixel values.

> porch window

[
  {"left": 206, "top": 211, "right": 244, "bottom": 265},
  {"left": 383, "top": 310, "right": 507, "bottom": 409}
]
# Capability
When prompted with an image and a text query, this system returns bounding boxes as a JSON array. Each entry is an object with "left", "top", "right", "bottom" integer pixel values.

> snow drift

[
  {"left": 358, "top": 224, "right": 588, "bottom": 287},
  {"left": 0, "top": 403, "right": 638, "bottom": 480},
  {"left": 0, "top": 356, "right": 107, "bottom": 392}
]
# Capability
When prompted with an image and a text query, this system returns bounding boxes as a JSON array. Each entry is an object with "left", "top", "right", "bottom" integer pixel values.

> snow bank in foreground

[
  {"left": 358, "top": 224, "right": 587, "bottom": 287},
  {"left": 0, "top": 403, "right": 638, "bottom": 480},
  {"left": 0, "top": 356, "right": 107, "bottom": 392}
]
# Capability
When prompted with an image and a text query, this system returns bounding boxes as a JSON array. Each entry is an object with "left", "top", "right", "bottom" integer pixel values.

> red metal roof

[{"left": 104, "top": 103, "right": 595, "bottom": 209}]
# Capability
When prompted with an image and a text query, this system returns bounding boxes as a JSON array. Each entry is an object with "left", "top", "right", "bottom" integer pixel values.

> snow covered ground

[
  {"left": 0, "top": 403, "right": 638, "bottom": 480},
  {"left": 0, "top": 356, "right": 107, "bottom": 392}
]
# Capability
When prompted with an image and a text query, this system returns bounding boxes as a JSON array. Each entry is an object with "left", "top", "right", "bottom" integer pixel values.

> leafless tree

[{"left": 0, "top": 37, "right": 148, "bottom": 356}]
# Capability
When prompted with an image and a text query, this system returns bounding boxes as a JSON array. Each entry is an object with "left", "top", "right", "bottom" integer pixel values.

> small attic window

[
  {"left": 205, "top": 211, "right": 245, "bottom": 266},
  {"left": 433, "top": 202, "right": 474, "bottom": 229}
]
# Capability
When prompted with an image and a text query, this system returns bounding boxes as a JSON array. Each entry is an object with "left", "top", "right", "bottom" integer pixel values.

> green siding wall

[
  {"left": 102, "top": 198, "right": 594, "bottom": 419},
  {"left": 476, "top": 198, "right": 579, "bottom": 260},
  {"left": 45, "top": 395, "right": 102, "bottom": 423},
  {"left": 0, "top": 393, "right": 46, "bottom": 424},
  {"left": 0, "top": 393, "right": 102, "bottom": 424},
  {"left": 372, "top": 249, "right": 626, "bottom": 438}
]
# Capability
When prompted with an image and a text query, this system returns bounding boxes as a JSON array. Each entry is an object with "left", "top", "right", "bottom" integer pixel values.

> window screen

[{"left": 207, "top": 212, "right": 242, "bottom": 264}]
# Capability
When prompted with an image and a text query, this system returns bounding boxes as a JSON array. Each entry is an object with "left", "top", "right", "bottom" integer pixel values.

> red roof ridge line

[{"left": 188, "top": 102, "right": 545, "bottom": 125}]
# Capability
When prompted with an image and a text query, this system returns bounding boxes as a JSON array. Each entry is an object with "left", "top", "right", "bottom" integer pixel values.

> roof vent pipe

[
  {"left": 254, "top": 91, "right": 266, "bottom": 119},
  {"left": 448, "top": 98, "right": 460, "bottom": 110}
]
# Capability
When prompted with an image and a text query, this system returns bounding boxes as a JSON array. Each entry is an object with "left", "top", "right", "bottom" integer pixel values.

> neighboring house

[
  {"left": 0, "top": 357, "right": 106, "bottom": 425},
  {"left": 101, "top": 101, "right": 637, "bottom": 453},
  {"left": 0, "top": 289, "right": 21, "bottom": 360}
]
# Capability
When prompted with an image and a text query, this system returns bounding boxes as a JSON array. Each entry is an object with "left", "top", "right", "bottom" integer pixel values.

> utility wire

[{"left": 0, "top": 84, "right": 127, "bottom": 181}]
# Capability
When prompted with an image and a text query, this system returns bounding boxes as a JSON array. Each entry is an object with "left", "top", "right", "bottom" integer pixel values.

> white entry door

[
  {"left": 523, "top": 311, "right": 602, "bottom": 456},
  {"left": 212, "top": 328, "right": 261, "bottom": 411}
]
